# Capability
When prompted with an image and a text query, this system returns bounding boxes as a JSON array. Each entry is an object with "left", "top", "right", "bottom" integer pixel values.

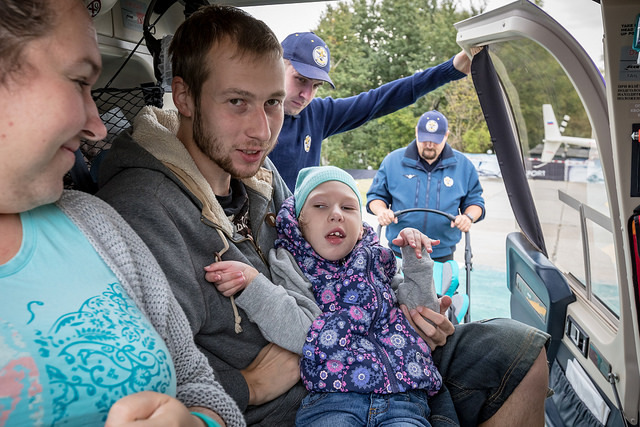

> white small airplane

[{"left": 540, "top": 103, "right": 596, "bottom": 163}]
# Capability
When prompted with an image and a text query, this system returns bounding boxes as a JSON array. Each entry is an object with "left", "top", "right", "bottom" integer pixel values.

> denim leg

[
  {"left": 295, "top": 392, "right": 368, "bottom": 426},
  {"left": 296, "top": 391, "right": 438, "bottom": 427},
  {"left": 371, "top": 390, "right": 432, "bottom": 427},
  {"left": 428, "top": 385, "right": 460, "bottom": 427},
  {"left": 431, "top": 318, "right": 550, "bottom": 426}
]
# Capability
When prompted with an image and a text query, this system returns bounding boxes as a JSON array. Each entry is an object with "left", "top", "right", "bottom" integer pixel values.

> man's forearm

[
  {"left": 240, "top": 344, "right": 300, "bottom": 406},
  {"left": 368, "top": 199, "right": 389, "bottom": 215},
  {"left": 463, "top": 205, "right": 483, "bottom": 222}
]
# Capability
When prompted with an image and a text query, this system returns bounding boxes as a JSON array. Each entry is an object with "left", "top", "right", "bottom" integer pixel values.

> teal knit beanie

[{"left": 294, "top": 166, "right": 362, "bottom": 217}]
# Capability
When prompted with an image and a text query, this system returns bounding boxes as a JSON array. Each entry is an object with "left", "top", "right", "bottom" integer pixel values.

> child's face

[{"left": 299, "top": 180, "right": 364, "bottom": 261}]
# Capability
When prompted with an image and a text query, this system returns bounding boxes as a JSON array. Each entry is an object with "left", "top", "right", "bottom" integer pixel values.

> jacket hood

[{"left": 101, "top": 106, "right": 275, "bottom": 236}]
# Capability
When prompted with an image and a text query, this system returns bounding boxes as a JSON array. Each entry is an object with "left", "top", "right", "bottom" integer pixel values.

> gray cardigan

[{"left": 58, "top": 190, "right": 244, "bottom": 427}]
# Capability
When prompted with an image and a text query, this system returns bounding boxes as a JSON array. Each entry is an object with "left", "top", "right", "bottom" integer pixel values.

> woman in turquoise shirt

[{"left": 0, "top": 1, "right": 243, "bottom": 426}]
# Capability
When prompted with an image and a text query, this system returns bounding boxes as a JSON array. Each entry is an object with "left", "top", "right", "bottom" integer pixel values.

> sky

[{"left": 242, "top": 0, "right": 604, "bottom": 69}]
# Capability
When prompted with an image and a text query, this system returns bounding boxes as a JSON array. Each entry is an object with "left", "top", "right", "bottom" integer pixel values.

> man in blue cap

[
  {"left": 269, "top": 31, "right": 477, "bottom": 190},
  {"left": 367, "top": 110, "right": 485, "bottom": 262}
]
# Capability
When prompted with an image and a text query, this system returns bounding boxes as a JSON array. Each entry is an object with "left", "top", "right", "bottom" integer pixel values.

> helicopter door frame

[{"left": 454, "top": 1, "right": 638, "bottom": 424}]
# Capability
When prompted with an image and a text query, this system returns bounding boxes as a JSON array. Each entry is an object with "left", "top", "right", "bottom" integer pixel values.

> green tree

[
  {"left": 313, "top": 0, "right": 484, "bottom": 169},
  {"left": 441, "top": 76, "right": 489, "bottom": 152},
  {"left": 312, "top": 0, "right": 574, "bottom": 168},
  {"left": 489, "top": 39, "right": 589, "bottom": 154}
]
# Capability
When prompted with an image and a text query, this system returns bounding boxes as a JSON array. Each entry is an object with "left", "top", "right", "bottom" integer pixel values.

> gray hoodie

[{"left": 97, "top": 106, "right": 306, "bottom": 426}]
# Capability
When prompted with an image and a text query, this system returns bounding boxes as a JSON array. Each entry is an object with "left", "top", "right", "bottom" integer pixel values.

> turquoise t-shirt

[{"left": 0, "top": 204, "right": 176, "bottom": 426}]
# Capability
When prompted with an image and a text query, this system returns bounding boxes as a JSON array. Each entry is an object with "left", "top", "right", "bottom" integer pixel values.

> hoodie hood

[{"left": 103, "top": 106, "right": 275, "bottom": 236}]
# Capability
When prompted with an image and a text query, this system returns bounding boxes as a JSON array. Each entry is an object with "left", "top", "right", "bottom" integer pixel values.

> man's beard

[
  {"left": 420, "top": 147, "right": 437, "bottom": 162},
  {"left": 192, "top": 107, "right": 270, "bottom": 179}
]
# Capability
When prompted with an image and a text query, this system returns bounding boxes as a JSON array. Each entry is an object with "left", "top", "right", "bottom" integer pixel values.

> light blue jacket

[{"left": 366, "top": 141, "right": 485, "bottom": 258}]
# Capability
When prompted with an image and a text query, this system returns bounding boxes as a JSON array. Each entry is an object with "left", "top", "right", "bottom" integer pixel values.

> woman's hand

[{"left": 105, "top": 391, "right": 225, "bottom": 426}]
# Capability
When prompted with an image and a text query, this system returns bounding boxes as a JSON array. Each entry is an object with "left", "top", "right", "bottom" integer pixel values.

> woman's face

[{"left": 0, "top": 0, "right": 106, "bottom": 213}]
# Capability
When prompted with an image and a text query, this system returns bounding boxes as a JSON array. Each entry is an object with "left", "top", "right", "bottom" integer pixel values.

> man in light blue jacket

[{"left": 367, "top": 110, "right": 485, "bottom": 262}]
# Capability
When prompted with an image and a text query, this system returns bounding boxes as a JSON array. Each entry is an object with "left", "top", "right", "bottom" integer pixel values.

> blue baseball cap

[
  {"left": 416, "top": 110, "right": 449, "bottom": 144},
  {"left": 281, "top": 32, "right": 335, "bottom": 88}
]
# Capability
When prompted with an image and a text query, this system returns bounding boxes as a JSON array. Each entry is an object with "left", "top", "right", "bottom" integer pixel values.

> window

[{"left": 487, "top": 40, "right": 620, "bottom": 318}]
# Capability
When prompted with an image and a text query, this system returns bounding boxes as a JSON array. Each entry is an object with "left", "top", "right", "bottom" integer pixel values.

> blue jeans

[
  {"left": 432, "top": 318, "right": 550, "bottom": 426},
  {"left": 295, "top": 390, "right": 432, "bottom": 426},
  {"left": 428, "top": 385, "right": 459, "bottom": 427}
]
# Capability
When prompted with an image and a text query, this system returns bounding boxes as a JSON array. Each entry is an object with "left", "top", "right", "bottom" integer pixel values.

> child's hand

[
  {"left": 392, "top": 228, "right": 440, "bottom": 259},
  {"left": 204, "top": 260, "right": 259, "bottom": 297}
]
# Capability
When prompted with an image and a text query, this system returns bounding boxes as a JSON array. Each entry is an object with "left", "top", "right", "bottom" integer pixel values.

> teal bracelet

[{"left": 191, "top": 411, "right": 221, "bottom": 427}]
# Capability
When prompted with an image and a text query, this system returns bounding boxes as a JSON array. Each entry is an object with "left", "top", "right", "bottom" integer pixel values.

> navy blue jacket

[
  {"left": 366, "top": 141, "right": 485, "bottom": 259},
  {"left": 269, "top": 56, "right": 465, "bottom": 190}
]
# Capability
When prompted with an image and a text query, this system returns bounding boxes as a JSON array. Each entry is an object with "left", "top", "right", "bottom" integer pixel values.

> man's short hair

[{"left": 169, "top": 4, "right": 283, "bottom": 109}]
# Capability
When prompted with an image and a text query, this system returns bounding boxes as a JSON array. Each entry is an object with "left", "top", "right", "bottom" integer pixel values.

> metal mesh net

[{"left": 64, "top": 85, "right": 164, "bottom": 192}]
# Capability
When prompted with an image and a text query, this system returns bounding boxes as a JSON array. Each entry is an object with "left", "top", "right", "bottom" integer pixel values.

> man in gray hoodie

[{"left": 97, "top": 4, "right": 550, "bottom": 427}]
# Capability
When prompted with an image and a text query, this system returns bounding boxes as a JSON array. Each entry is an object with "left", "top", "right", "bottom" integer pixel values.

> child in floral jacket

[{"left": 208, "top": 166, "right": 446, "bottom": 426}]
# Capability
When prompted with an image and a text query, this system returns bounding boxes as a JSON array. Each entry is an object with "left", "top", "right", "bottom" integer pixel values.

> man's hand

[
  {"left": 376, "top": 207, "right": 397, "bottom": 227},
  {"left": 452, "top": 47, "right": 484, "bottom": 75},
  {"left": 105, "top": 391, "right": 225, "bottom": 427},
  {"left": 205, "top": 260, "right": 259, "bottom": 297},
  {"left": 369, "top": 199, "right": 396, "bottom": 226},
  {"left": 451, "top": 214, "right": 473, "bottom": 233},
  {"left": 392, "top": 227, "right": 440, "bottom": 259},
  {"left": 400, "top": 296, "right": 455, "bottom": 350},
  {"left": 241, "top": 343, "right": 301, "bottom": 406}
]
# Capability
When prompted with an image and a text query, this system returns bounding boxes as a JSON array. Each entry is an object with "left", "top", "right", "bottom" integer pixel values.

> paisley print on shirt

[{"left": 1, "top": 282, "right": 174, "bottom": 426}]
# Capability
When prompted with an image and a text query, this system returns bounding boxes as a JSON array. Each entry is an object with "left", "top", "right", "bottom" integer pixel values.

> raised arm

[{"left": 391, "top": 229, "right": 440, "bottom": 314}]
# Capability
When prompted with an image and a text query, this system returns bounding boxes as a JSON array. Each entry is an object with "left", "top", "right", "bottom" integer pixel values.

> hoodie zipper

[
  {"left": 363, "top": 246, "right": 400, "bottom": 393},
  {"left": 423, "top": 172, "right": 432, "bottom": 232}
]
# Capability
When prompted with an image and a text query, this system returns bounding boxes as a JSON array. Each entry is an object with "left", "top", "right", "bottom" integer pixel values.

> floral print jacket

[{"left": 274, "top": 197, "right": 442, "bottom": 395}]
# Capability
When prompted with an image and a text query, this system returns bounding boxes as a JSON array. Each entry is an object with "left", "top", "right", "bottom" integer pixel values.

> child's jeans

[{"left": 295, "top": 389, "right": 432, "bottom": 426}]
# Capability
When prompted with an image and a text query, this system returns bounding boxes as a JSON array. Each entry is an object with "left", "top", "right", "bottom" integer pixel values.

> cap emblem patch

[
  {"left": 425, "top": 120, "right": 439, "bottom": 133},
  {"left": 313, "top": 46, "right": 328, "bottom": 67}
]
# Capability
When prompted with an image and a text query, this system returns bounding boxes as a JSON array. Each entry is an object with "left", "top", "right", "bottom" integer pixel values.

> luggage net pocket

[{"left": 64, "top": 84, "right": 164, "bottom": 192}]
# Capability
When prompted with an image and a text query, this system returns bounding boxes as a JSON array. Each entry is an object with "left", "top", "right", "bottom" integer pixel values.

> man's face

[
  {"left": 416, "top": 140, "right": 445, "bottom": 163},
  {"left": 299, "top": 180, "right": 363, "bottom": 261},
  {"left": 283, "top": 62, "right": 324, "bottom": 116},
  {"left": 415, "top": 129, "right": 448, "bottom": 164},
  {"left": 193, "top": 40, "right": 286, "bottom": 180}
]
